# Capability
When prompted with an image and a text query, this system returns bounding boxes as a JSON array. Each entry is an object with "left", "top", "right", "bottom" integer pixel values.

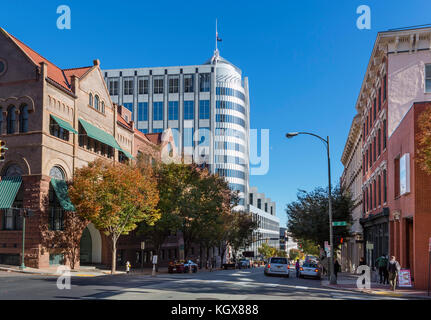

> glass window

[
  {"left": 168, "top": 76, "right": 179, "bottom": 93},
  {"left": 108, "top": 78, "right": 118, "bottom": 95},
  {"left": 49, "top": 166, "right": 65, "bottom": 231},
  {"left": 183, "top": 128, "right": 194, "bottom": 147},
  {"left": 153, "top": 128, "right": 163, "bottom": 133},
  {"left": 49, "top": 117, "right": 69, "bottom": 141},
  {"left": 138, "top": 77, "right": 149, "bottom": 94},
  {"left": 19, "top": 104, "right": 29, "bottom": 133},
  {"left": 94, "top": 95, "right": 100, "bottom": 111},
  {"left": 168, "top": 101, "right": 178, "bottom": 120},
  {"left": 7, "top": 105, "right": 16, "bottom": 134},
  {"left": 199, "top": 73, "right": 211, "bottom": 92},
  {"left": 199, "top": 100, "right": 210, "bottom": 119},
  {"left": 184, "top": 101, "right": 194, "bottom": 120},
  {"left": 153, "top": 102, "right": 163, "bottom": 121},
  {"left": 154, "top": 77, "right": 164, "bottom": 94},
  {"left": 138, "top": 102, "right": 148, "bottom": 121},
  {"left": 184, "top": 74, "right": 194, "bottom": 93},
  {"left": 123, "top": 77, "right": 134, "bottom": 95},
  {"left": 197, "top": 127, "right": 210, "bottom": 146},
  {"left": 426, "top": 64, "right": 431, "bottom": 93},
  {"left": 89, "top": 93, "right": 93, "bottom": 106}
]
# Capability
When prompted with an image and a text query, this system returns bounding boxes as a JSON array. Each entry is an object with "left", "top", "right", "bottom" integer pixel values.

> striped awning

[
  {"left": 0, "top": 176, "right": 22, "bottom": 209},
  {"left": 79, "top": 118, "right": 121, "bottom": 151},
  {"left": 51, "top": 178, "right": 75, "bottom": 212}
]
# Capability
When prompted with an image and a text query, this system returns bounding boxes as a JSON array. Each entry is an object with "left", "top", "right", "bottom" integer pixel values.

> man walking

[
  {"left": 376, "top": 254, "right": 388, "bottom": 284},
  {"left": 387, "top": 256, "right": 401, "bottom": 291},
  {"left": 295, "top": 259, "right": 301, "bottom": 278}
]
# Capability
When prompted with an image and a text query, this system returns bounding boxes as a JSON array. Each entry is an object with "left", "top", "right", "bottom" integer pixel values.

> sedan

[
  {"left": 264, "top": 257, "right": 290, "bottom": 277},
  {"left": 184, "top": 260, "right": 198, "bottom": 273},
  {"left": 299, "top": 262, "right": 322, "bottom": 279}
]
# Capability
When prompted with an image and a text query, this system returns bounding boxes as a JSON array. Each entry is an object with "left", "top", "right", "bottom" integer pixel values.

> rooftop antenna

[{"left": 213, "top": 19, "right": 222, "bottom": 64}]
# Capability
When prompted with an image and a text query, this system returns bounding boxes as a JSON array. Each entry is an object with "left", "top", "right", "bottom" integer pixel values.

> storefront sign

[{"left": 398, "top": 269, "right": 412, "bottom": 287}]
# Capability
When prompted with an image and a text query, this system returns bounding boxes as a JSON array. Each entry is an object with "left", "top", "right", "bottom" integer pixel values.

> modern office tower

[{"left": 103, "top": 49, "right": 250, "bottom": 207}]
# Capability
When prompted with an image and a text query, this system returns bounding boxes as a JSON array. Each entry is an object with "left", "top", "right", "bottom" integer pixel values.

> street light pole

[{"left": 286, "top": 132, "right": 337, "bottom": 284}]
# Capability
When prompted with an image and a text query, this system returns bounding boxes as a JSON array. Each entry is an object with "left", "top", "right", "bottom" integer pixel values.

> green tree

[
  {"left": 286, "top": 185, "right": 353, "bottom": 250},
  {"left": 258, "top": 243, "right": 278, "bottom": 260},
  {"left": 69, "top": 159, "right": 160, "bottom": 274}
]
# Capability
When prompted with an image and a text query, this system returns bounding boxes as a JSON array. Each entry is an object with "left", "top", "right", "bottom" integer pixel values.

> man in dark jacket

[
  {"left": 376, "top": 254, "right": 388, "bottom": 284},
  {"left": 387, "top": 256, "right": 401, "bottom": 291}
]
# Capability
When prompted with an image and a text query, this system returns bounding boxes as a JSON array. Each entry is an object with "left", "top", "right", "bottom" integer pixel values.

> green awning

[
  {"left": 0, "top": 176, "right": 22, "bottom": 209},
  {"left": 51, "top": 178, "right": 75, "bottom": 211},
  {"left": 119, "top": 148, "right": 134, "bottom": 160},
  {"left": 51, "top": 115, "right": 78, "bottom": 134},
  {"left": 79, "top": 118, "right": 121, "bottom": 151}
]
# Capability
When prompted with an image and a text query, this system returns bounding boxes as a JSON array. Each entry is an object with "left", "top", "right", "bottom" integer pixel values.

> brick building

[
  {"left": 347, "top": 25, "right": 431, "bottom": 288},
  {"left": 387, "top": 102, "right": 431, "bottom": 290},
  {"left": 0, "top": 27, "right": 177, "bottom": 269}
]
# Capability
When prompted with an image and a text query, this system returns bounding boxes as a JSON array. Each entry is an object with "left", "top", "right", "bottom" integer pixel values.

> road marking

[{"left": 295, "top": 286, "right": 309, "bottom": 290}]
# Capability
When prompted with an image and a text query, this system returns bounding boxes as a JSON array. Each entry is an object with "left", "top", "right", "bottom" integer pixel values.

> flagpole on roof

[{"left": 215, "top": 19, "right": 218, "bottom": 54}]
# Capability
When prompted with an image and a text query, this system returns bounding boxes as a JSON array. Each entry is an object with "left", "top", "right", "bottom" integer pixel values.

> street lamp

[{"left": 285, "top": 131, "right": 337, "bottom": 285}]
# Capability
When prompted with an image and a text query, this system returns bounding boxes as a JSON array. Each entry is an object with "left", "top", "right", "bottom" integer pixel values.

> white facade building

[{"left": 103, "top": 50, "right": 250, "bottom": 207}]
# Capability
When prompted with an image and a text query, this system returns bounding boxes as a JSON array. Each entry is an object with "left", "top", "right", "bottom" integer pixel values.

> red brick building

[{"left": 387, "top": 102, "right": 431, "bottom": 289}]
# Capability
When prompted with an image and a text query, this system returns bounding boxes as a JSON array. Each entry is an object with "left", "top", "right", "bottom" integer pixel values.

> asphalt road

[{"left": 0, "top": 267, "right": 408, "bottom": 300}]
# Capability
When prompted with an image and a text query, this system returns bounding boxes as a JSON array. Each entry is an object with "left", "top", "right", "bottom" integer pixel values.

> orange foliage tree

[
  {"left": 69, "top": 159, "right": 160, "bottom": 274},
  {"left": 417, "top": 108, "right": 431, "bottom": 174}
]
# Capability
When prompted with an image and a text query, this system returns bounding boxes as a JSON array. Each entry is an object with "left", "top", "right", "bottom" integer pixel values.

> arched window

[
  {"left": 6, "top": 105, "right": 16, "bottom": 134},
  {"left": 2, "top": 164, "right": 23, "bottom": 177},
  {"left": 89, "top": 93, "right": 93, "bottom": 106},
  {"left": 49, "top": 166, "right": 66, "bottom": 231},
  {"left": 101, "top": 101, "right": 105, "bottom": 114},
  {"left": 1, "top": 164, "right": 23, "bottom": 230},
  {"left": 94, "top": 95, "right": 99, "bottom": 111},
  {"left": 19, "top": 104, "right": 29, "bottom": 133}
]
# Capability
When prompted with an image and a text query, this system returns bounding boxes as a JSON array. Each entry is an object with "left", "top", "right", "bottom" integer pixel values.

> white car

[
  {"left": 264, "top": 257, "right": 290, "bottom": 277},
  {"left": 299, "top": 262, "right": 322, "bottom": 279}
]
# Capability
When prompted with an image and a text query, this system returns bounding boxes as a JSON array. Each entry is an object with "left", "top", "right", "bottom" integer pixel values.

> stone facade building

[{"left": 0, "top": 28, "right": 175, "bottom": 268}]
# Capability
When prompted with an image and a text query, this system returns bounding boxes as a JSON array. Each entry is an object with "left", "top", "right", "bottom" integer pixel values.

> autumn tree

[
  {"left": 69, "top": 159, "right": 160, "bottom": 274},
  {"left": 417, "top": 108, "right": 431, "bottom": 174}
]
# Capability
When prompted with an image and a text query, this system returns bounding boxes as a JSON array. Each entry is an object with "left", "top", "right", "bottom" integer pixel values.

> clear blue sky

[{"left": 2, "top": 0, "right": 430, "bottom": 227}]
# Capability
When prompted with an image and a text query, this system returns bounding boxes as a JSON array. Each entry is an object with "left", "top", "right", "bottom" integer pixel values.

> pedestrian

[
  {"left": 387, "top": 256, "right": 401, "bottom": 291},
  {"left": 375, "top": 254, "right": 388, "bottom": 284},
  {"left": 334, "top": 260, "right": 341, "bottom": 280},
  {"left": 383, "top": 255, "right": 389, "bottom": 285},
  {"left": 126, "top": 261, "right": 131, "bottom": 274},
  {"left": 295, "top": 259, "right": 301, "bottom": 278}
]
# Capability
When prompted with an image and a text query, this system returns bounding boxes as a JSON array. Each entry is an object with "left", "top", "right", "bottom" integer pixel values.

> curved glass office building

[{"left": 103, "top": 50, "right": 250, "bottom": 208}]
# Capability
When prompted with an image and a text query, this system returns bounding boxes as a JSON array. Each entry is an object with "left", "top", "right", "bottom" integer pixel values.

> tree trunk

[{"left": 111, "top": 237, "right": 117, "bottom": 274}]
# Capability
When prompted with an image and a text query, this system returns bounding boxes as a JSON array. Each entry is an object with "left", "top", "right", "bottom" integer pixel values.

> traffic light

[
  {"left": 0, "top": 140, "right": 7, "bottom": 162},
  {"left": 340, "top": 237, "right": 344, "bottom": 244}
]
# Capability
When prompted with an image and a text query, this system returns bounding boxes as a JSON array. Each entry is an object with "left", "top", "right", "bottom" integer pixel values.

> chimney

[
  {"left": 70, "top": 75, "right": 78, "bottom": 93},
  {"left": 93, "top": 59, "right": 100, "bottom": 66}
]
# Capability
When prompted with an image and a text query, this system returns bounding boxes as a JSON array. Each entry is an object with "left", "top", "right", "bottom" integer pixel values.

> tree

[
  {"left": 69, "top": 159, "right": 160, "bottom": 274},
  {"left": 286, "top": 185, "right": 353, "bottom": 250},
  {"left": 258, "top": 243, "right": 278, "bottom": 260},
  {"left": 289, "top": 248, "right": 300, "bottom": 261},
  {"left": 297, "top": 239, "right": 320, "bottom": 256},
  {"left": 417, "top": 108, "right": 431, "bottom": 174}
]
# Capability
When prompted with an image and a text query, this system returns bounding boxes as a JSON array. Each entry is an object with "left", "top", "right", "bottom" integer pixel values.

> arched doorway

[
  {"left": 80, "top": 227, "right": 92, "bottom": 264},
  {"left": 79, "top": 223, "right": 102, "bottom": 265}
]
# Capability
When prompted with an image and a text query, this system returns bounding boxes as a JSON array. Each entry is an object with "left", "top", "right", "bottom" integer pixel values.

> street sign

[
  {"left": 152, "top": 255, "right": 158, "bottom": 264},
  {"left": 141, "top": 241, "right": 145, "bottom": 250},
  {"left": 332, "top": 221, "right": 347, "bottom": 226},
  {"left": 366, "top": 242, "right": 374, "bottom": 250}
]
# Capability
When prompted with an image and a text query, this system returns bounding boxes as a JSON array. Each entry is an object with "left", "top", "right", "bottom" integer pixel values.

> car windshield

[
  {"left": 270, "top": 258, "right": 287, "bottom": 264},
  {"left": 303, "top": 263, "right": 318, "bottom": 268}
]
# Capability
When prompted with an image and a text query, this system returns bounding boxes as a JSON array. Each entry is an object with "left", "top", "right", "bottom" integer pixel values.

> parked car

[
  {"left": 184, "top": 260, "right": 198, "bottom": 273},
  {"left": 238, "top": 259, "right": 251, "bottom": 269},
  {"left": 264, "top": 257, "right": 290, "bottom": 277},
  {"left": 168, "top": 260, "right": 185, "bottom": 273},
  {"left": 299, "top": 262, "right": 322, "bottom": 279}
]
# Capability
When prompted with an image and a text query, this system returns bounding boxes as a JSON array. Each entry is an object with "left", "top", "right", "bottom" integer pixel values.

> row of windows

[
  {"left": 215, "top": 127, "right": 246, "bottom": 140},
  {"left": 88, "top": 93, "right": 106, "bottom": 114},
  {"left": 133, "top": 100, "right": 211, "bottom": 122},
  {"left": 0, "top": 105, "right": 29, "bottom": 134},
  {"left": 216, "top": 87, "right": 245, "bottom": 102},
  {"left": 216, "top": 100, "right": 246, "bottom": 115},
  {"left": 215, "top": 168, "right": 246, "bottom": 180},
  {"left": 363, "top": 74, "right": 387, "bottom": 139},
  {"left": 215, "top": 141, "right": 245, "bottom": 153},
  {"left": 229, "top": 183, "right": 246, "bottom": 193},
  {"left": 363, "top": 120, "right": 387, "bottom": 175},
  {"left": 363, "top": 170, "right": 387, "bottom": 214},
  {"left": 216, "top": 114, "right": 246, "bottom": 128},
  {"left": 215, "top": 155, "right": 247, "bottom": 166},
  {"left": 108, "top": 73, "right": 211, "bottom": 96}
]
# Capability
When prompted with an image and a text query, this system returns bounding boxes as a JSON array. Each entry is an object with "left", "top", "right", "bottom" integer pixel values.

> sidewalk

[{"left": 321, "top": 272, "right": 431, "bottom": 299}]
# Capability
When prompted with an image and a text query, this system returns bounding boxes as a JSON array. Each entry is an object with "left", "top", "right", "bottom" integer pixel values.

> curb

[{"left": 321, "top": 283, "right": 431, "bottom": 300}]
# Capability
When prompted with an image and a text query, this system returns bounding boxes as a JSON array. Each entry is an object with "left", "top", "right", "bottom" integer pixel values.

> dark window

[
  {"left": 378, "top": 87, "right": 382, "bottom": 111},
  {"left": 383, "top": 120, "right": 387, "bottom": 149},
  {"left": 383, "top": 169, "right": 387, "bottom": 203},
  {"left": 6, "top": 105, "right": 16, "bottom": 134},
  {"left": 49, "top": 117, "right": 69, "bottom": 141},
  {"left": 394, "top": 158, "right": 400, "bottom": 198},
  {"left": 373, "top": 137, "right": 376, "bottom": 163},
  {"left": 257, "top": 199, "right": 261, "bottom": 209},
  {"left": 383, "top": 75, "right": 387, "bottom": 101},
  {"left": 184, "top": 74, "right": 194, "bottom": 93},
  {"left": 378, "top": 129, "right": 381, "bottom": 156},
  {"left": 138, "top": 77, "right": 149, "bottom": 94},
  {"left": 19, "top": 105, "right": 29, "bottom": 133},
  {"left": 168, "top": 76, "right": 179, "bottom": 93},
  {"left": 153, "top": 77, "right": 164, "bottom": 94},
  {"left": 199, "top": 73, "right": 210, "bottom": 92},
  {"left": 373, "top": 98, "right": 376, "bottom": 122},
  {"left": 378, "top": 175, "right": 382, "bottom": 206},
  {"left": 49, "top": 184, "right": 64, "bottom": 231},
  {"left": 123, "top": 77, "right": 134, "bottom": 95}
]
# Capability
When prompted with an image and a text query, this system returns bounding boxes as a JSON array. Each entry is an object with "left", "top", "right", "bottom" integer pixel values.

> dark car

[{"left": 238, "top": 259, "right": 251, "bottom": 269}]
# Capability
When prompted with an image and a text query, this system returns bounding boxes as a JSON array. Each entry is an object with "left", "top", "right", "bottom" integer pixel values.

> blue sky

[{"left": 2, "top": 0, "right": 430, "bottom": 227}]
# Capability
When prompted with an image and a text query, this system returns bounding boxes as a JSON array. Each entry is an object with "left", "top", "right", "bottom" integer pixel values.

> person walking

[
  {"left": 334, "top": 260, "right": 341, "bottom": 280},
  {"left": 125, "top": 261, "right": 131, "bottom": 274},
  {"left": 383, "top": 255, "right": 389, "bottom": 285},
  {"left": 295, "top": 259, "right": 301, "bottom": 278},
  {"left": 387, "top": 256, "right": 401, "bottom": 291},
  {"left": 376, "top": 254, "right": 389, "bottom": 284}
]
